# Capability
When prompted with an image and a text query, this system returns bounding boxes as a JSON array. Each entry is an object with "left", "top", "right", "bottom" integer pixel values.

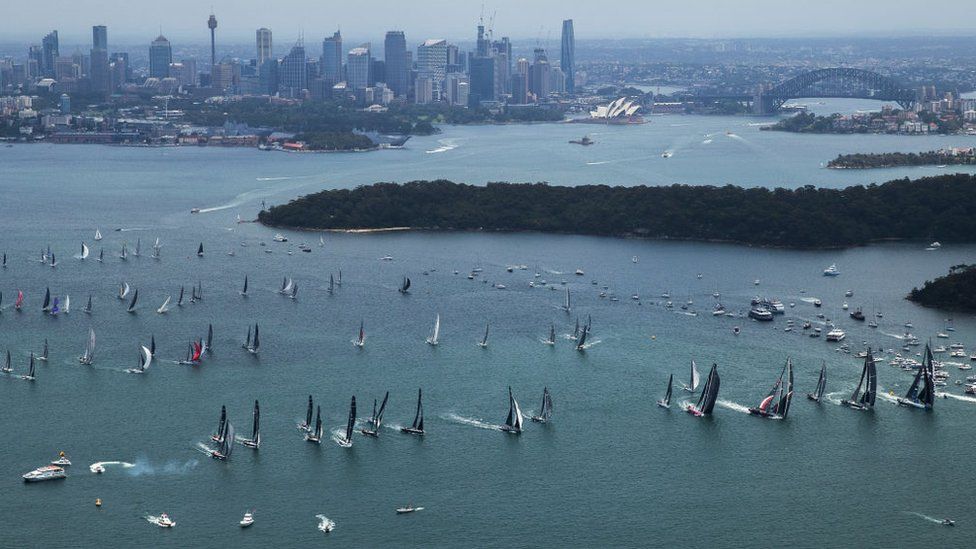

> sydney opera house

[{"left": 580, "top": 97, "right": 645, "bottom": 124}]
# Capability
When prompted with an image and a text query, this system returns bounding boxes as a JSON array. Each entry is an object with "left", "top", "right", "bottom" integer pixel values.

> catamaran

[
  {"left": 305, "top": 406, "right": 323, "bottom": 443},
  {"left": 118, "top": 282, "right": 130, "bottom": 300},
  {"left": 79, "top": 328, "right": 95, "bottom": 365},
  {"left": 336, "top": 396, "right": 357, "bottom": 447},
  {"left": 298, "top": 395, "right": 314, "bottom": 432},
  {"left": 177, "top": 285, "right": 185, "bottom": 306},
  {"left": 125, "top": 345, "right": 152, "bottom": 374},
  {"left": 478, "top": 322, "right": 489, "bottom": 348},
  {"left": 399, "top": 277, "right": 411, "bottom": 294},
  {"left": 241, "top": 400, "right": 261, "bottom": 448},
  {"left": 426, "top": 314, "right": 440, "bottom": 346},
  {"left": 401, "top": 388, "right": 425, "bottom": 435},
  {"left": 500, "top": 387, "right": 524, "bottom": 434},
  {"left": 197, "top": 243, "right": 204, "bottom": 257},
  {"left": 807, "top": 362, "right": 827, "bottom": 402},
  {"left": 530, "top": 387, "right": 553, "bottom": 423},
  {"left": 686, "top": 364, "right": 720, "bottom": 417},
  {"left": 2, "top": 350, "right": 12, "bottom": 373},
  {"left": 21, "top": 352, "right": 36, "bottom": 381},
  {"left": 127, "top": 289, "right": 138, "bottom": 313},
  {"left": 82, "top": 294, "right": 92, "bottom": 314},
  {"left": 657, "top": 374, "right": 674, "bottom": 408},
  {"left": 151, "top": 238, "right": 161, "bottom": 259},
  {"left": 361, "top": 392, "right": 389, "bottom": 437},
  {"left": 119, "top": 243, "right": 127, "bottom": 261},
  {"left": 897, "top": 344, "right": 936, "bottom": 410},
  {"left": 244, "top": 324, "right": 260, "bottom": 354},
  {"left": 841, "top": 348, "right": 877, "bottom": 410},
  {"left": 240, "top": 275, "right": 248, "bottom": 297},
  {"left": 80, "top": 242, "right": 90, "bottom": 260},
  {"left": 747, "top": 359, "right": 794, "bottom": 419},
  {"left": 543, "top": 323, "right": 556, "bottom": 346},
  {"left": 682, "top": 360, "right": 701, "bottom": 392},
  {"left": 354, "top": 321, "right": 365, "bottom": 348}
]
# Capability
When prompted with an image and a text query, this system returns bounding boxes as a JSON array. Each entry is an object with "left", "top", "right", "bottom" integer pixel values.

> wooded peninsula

[
  {"left": 258, "top": 174, "right": 976, "bottom": 249},
  {"left": 908, "top": 264, "right": 976, "bottom": 312},
  {"left": 828, "top": 150, "right": 976, "bottom": 169}
]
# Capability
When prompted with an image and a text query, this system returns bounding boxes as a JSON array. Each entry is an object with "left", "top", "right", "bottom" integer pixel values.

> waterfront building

[
  {"left": 149, "top": 35, "right": 172, "bottom": 78},
  {"left": 384, "top": 31, "right": 408, "bottom": 98},
  {"left": 560, "top": 19, "right": 575, "bottom": 94}
]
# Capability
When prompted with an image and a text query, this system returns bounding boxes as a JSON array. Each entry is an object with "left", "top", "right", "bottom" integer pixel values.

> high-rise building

[
  {"left": 321, "top": 30, "right": 342, "bottom": 85},
  {"left": 528, "top": 48, "right": 551, "bottom": 100},
  {"left": 384, "top": 31, "right": 408, "bottom": 98},
  {"left": 256, "top": 28, "right": 273, "bottom": 66},
  {"left": 149, "top": 35, "right": 173, "bottom": 78},
  {"left": 469, "top": 55, "right": 494, "bottom": 106},
  {"left": 279, "top": 41, "right": 307, "bottom": 97},
  {"left": 42, "top": 31, "right": 59, "bottom": 77},
  {"left": 346, "top": 45, "right": 370, "bottom": 90},
  {"left": 28, "top": 46, "right": 43, "bottom": 79},
  {"left": 110, "top": 52, "right": 131, "bottom": 83},
  {"left": 90, "top": 25, "right": 110, "bottom": 93},
  {"left": 560, "top": 19, "right": 575, "bottom": 94},
  {"left": 208, "top": 13, "right": 218, "bottom": 75},
  {"left": 417, "top": 39, "right": 447, "bottom": 95}
]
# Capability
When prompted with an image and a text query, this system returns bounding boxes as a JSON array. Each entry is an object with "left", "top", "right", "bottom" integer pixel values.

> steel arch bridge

[{"left": 756, "top": 68, "right": 916, "bottom": 113}]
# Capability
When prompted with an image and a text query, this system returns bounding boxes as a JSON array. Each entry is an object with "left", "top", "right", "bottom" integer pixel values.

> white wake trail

[
  {"left": 716, "top": 399, "right": 751, "bottom": 414},
  {"left": 443, "top": 413, "right": 503, "bottom": 431}
]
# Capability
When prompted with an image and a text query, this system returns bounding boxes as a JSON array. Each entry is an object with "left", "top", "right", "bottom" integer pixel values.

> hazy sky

[{"left": 4, "top": 0, "right": 971, "bottom": 44}]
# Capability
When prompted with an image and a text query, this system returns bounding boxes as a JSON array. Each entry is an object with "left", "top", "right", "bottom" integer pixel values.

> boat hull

[
  {"left": 685, "top": 405, "right": 704, "bottom": 417},
  {"left": 400, "top": 428, "right": 424, "bottom": 436},
  {"left": 360, "top": 429, "right": 378, "bottom": 437}
]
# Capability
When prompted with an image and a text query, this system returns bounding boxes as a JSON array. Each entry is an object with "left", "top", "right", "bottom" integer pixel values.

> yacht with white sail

[
  {"left": 400, "top": 389, "right": 425, "bottom": 435},
  {"left": 124, "top": 345, "right": 152, "bottom": 374},
  {"left": 79, "top": 328, "right": 95, "bottom": 365},
  {"left": 530, "top": 387, "right": 553, "bottom": 423},
  {"left": 477, "top": 322, "right": 489, "bottom": 348},
  {"left": 499, "top": 387, "right": 524, "bottom": 434},
  {"left": 682, "top": 360, "right": 701, "bottom": 392},
  {"left": 426, "top": 314, "right": 440, "bottom": 346},
  {"left": 353, "top": 321, "right": 365, "bottom": 348}
]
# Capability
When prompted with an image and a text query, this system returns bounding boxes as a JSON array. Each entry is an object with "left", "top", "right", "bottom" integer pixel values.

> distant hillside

[
  {"left": 908, "top": 265, "right": 976, "bottom": 312},
  {"left": 258, "top": 174, "right": 976, "bottom": 249}
]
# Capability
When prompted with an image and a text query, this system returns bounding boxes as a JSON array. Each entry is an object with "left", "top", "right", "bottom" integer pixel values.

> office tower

[
  {"left": 181, "top": 58, "right": 198, "bottom": 86},
  {"left": 346, "top": 45, "right": 370, "bottom": 90},
  {"left": 511, "top": 72, "right": 528, "bottom": 104},
  {"left": 59, "top": 93, "right": 70, "bottom": 113},
  {"left": 384, "top": 31, "right": 408, "bottom": 97},
  {"left": 444, "top": 72, "right": 469, "bottom": 105},
  {"left": 550, "top": 66, "right": 566, "bottom": 94},
  {"left": 417, "top": 39, "right": 447, "bottom": 92},
  {"left": 370, "top": 59, "right": 384, "bottom": 85},
  {"left": 321, "top": 30, "right": 342, "bottom": 85},
  {"left": 560, "top": 19, "right": 575, "bottom": 94},
  {"left": 28, "top": 46, "right": 43, "bottom": 78},
  {"left": 468, "top": 55, "right": 494, "bottom": 106},
  {"left": 415, "top": 77, "right": 433, "bottom": 104},
  {"left": 279, "top": 40, "right": 307, "bottom": 97},
  {"left": 149, "top": 35, "right": 172, "bottom": 78},
  {"left": 476, "top": 23, "right": 489, "bottom": 56},
  {"left": 528, "top": 49, "right": 550, "bottom": 99},
  {"left": 42, "top": 31, "right": 59, "bottom": 77},
  {"left": 208, "top": 13, "right": 218, "bottom": 74},
  {"left": 90, "top": 25, "right": 110, "bottom": 93},
  {"left": 110, "top": 52, "right": 131, "bottom": 82},
  {"left": 256, "top": 28, "right": 273, "bottom": 66}
]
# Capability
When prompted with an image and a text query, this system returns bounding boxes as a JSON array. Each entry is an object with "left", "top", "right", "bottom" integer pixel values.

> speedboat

[
  {"left": 23, "top": 465, "right": 66, "bottom": 482},
  {"left": 51, "top": 452, "right": 71, "bottom": 466},
  {"left": 156, "top": 513, "right": 175, "bottom": 528},
  {"left": 942, "top": 519, "right": 955, "bottom": 527},
  {"left": 396, "top": 504, "right": 424, "bottom": 514},
  {"left": 90, "top": 463, "right": 105, "bottom": 474},
  {"left": 272, "top": 233, "right": 288, "bottom": 242},
  {"left": 813, "top": 299, "right": 822, "bottom": 307},
  {"left": 240, "top": 511, "right": 255, "bottom": 528},
  {"left": 317, "top": 515, "right": 335, "bottom": 533},
  {"left": 190, "top": 208, "right": 201, "bottom": 214},
  {"left": 823, "top": 264, "right": 840, "bottom": 276},
  {"left": 574, "top": 269, "right": 584, "bottom": 276}
]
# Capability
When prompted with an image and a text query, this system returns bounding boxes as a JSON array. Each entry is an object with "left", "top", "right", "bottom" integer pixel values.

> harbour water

[{"left": 1, "top": 110, "right": 974, "bottom": 546}]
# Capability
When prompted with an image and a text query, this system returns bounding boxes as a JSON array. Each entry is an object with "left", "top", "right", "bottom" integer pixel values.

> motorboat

[
  {"left": 396, "top": 505, "right": 424, "bottom": 514},
  {"left": 823, "top": 264, "right": 840, "bottom": 276},
  {"left": 51, "top": 451, "right": 71, "bottom": 466},
  {"left": 90, "top": 463, "right": 105, "bottom": 474},
  {"left": 23, "top": 465, "right": 66, "bottom": 482},
  {"left": 240, "top": 511, "right": 255, "bottom": 528},
  {"left": 156, "top": 513, "right": 176, "bottom": 528},
  {"left": 272, "top": 233, "right": 288, "bottom": 242},
  {"left": 748, "top": 308, "right": 774, "bottom": 321},
  {"left": 190, "top": 208, "right": 201, "bottom": 214},
  {"left": 942, "top": 519, "right": 955, "bottom": 527},
  {"left": 850, "top": 308, "right": 865, "bottom": 321},
  {"left": 826, "top": 328, "right": 846, "bottom": 342},
  {"left": 813, "top": 299, "right": 822, "bottom": 307}
]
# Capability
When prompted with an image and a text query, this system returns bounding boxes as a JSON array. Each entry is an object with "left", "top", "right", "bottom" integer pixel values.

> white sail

[
  {"left": 426, "top": 314, "right": 440, "bottom": 345},
  {"left": 119, "top": 282, "right": 130, "bottom": 300},
  {"left": 512, "top": 394, "right": 524, "bottom": 431},
  {"left": 691, "top": 360, "right": 701, "bottom": 391},
  {"left": 63, "top": 295, "right": 70, "bottom": 314},
  {"left": 140, "top": 345, "right": 152, "bottom": 371},
  {"left": 94, "top": 229, "right": 102, "bottom": 241},
  {"left": 157, "top": 296, "right": 171, "bottom": 314},
  {"left": 80, "top": 242, "right": 89, "bottom": 259}
]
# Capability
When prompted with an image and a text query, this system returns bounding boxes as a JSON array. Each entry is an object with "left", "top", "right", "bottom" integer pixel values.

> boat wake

[
  {"left": 940, "top": 392, "right": 976, "bottom": 404},
  {"left": 425, "top": 138, "right": 459, "bottom": 154},
  {"left": 578, "top": 339, "right": 602, "bottom": 350},
  {"left": 144, "top": 514, "right": 168, "bottom": 527},
  {"left": 799, "top": 297, "right": 820, "bottom": 304},
  {"left": 904, "top": 511, "right": 945, "bottom": 525},
  {"left": 585, "top": 160, "right": 613, "bottom": 166},
  {"left": 442, "top": 412, "right": 503, "bottom": 431},
  {"left": 383, "top": 422, "right": 404, "bottom": 432},
  {"left": 880, "top": 331, "right": 908, "bottom": 340},
  {"left": 330, "top": 428, "right": 352, "bottom": 447},
  {"left": 128, "top": 457, "right": 199, "bottom": 476},
  {"left": 194, "top": 442, "right": 215, "bottom": 456},
  {"left": 316, "top": 514, "right": 336, "bottom": 533},
  {"left": 823, "top": 391, "right": 846, "bottom": 406},
  {"left": 702, "top": 139, "right": 713, "bottom": 144},
  {"left": 195, "top": 187, "right": 277, "bottom": 214},
  {"left": 89, "top": 460, "right": 135, "bottom": 473},
  {"left": 876, "top": 390, "right": 902, "bottom": 405},
  {"left": 716, "top": 399, "right": 751, "bottom": 414}
]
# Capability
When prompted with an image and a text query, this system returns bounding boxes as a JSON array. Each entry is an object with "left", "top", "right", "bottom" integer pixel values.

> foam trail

[
  {"left": 89, "top": 460, "right": 135, "bottom": 473},
  {"left": 904, "top": 511, "right": 945, "bottom": 524},
  {"left": 799, "top": 297, "right": 820, "bottom": 304},
  {"left": 383, "top": 422, "right": 404, "bottom": 432},
  {"left": 425, "top": 138, "right": 459, "bottom": 154},
  {"left": 144, "top": 515, "right": 169, "bottom": 527},
  {"left": 330, "top": 427, "right": 351, "bottom": 447},
  {"left": 824, "top": 391, "right": 846, "bottom": 406},
  {"left": 702, "top": 139, "right": 713, "bottom": 144},
  {"left": 578, "top": 339, "right": 603, "bottom": 350},
  {"left": 585, "top": 160, "right": 613, "bottom": 166},
  {"left": 256, "top": 176, "right": 293, "bottom": 181},
  {"left": 443, "top": 412, "right": 504, "bottom": 431},
  {"left": 941, "top": 392, "right": 976, "bottom": 404},
  {"left": 316, "top": 514, "right": 336, "bottom": 533},
  {"left": 195, "top": 187, "right": 276, "bottom": 213},
  {"left": 716, "top": 399, "right": 751, "bottom": 414},
  {"left": 876, "top": 390, "right": 901, "bottom": 405},
  {"left": 127, "top": 456, "right": 200, "bottom": 476}
]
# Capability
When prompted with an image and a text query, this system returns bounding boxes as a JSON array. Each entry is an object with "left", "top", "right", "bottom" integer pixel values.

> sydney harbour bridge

[{"left": 682, "top": 68, "right": 918, "bottom": 114}]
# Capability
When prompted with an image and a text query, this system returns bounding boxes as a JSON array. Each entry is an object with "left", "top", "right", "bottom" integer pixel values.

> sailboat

[
  {"left": 15, "top": 290, "right": 23, "bottom": 311},
  {"left": 49, "top": 253, "right": 57, "bottom": 268},
  {"left": 478, "top": 322, "right": 490, "bottom": 348},
  {"left": 336, "top": 270, "right": 342, "bottom": 286},
  {"left": 245, "top": 324, "right": 260, "bottom": 354},
  {"left": 2, "top": 350, "right": 11, "bottom": 373},
  {"left": 156, "top": 295, "right": 171, "bottom": 314},
  {"left": 80, "top": 242, "right": 89, "bottom": 260},
  {"left": 39, "top": 339, "right": 49, "bottom": 361},
  {"left": 197, "top": 243, "right": 204, "bottom": 257},
  {"left": 682, "top": 360, "right": 701, "bottom": 392},
  {"left": 897, "top": 344, "right": 936, "bottom": 410},
  {"left": 150, "top": 335, "right": 156, "bottom": 357},
  {"left": 205, "top": 324, "right": 214, "bottom": 353},
  {"left": 41, "top": 287, "right": 51, "bottom": 312},
  {"left": 211, "top": 406, "right": 227, "bottom": 444},
  {"left": 127, "top": 289, "right": 138, "bottom": 313},
  {"left": 211, "top": 420, "right": 234, "bottom": 461},
  {"left": 530, "top": 387, "right": 553, "bottom": 423},
  {"left": 241, "top": 400, "right": 261, "bottom": 449},
  {"left": 1, "top": 253, "right": 4, "bottom": 268},
  {"left": 319, "top": 236, "right": 325, "bottom": 247},
  {"left": 21, "top": 352, "right": 36, "bottom": 381},
  {"left": 298, "top": 395, "right": 314, "bottom": 432},
  {"left": 240, "top": 275, "right": 248, "bottom": 297},
  {"left": 336, "top": 396, "right": 356, "bottom": 447},
  {"left": 288, "top": 282, "right": 297, "bottom": 300},
  {"left": 500, "top": 387, "right": 524, "bottom": 434},
  {"left": 179, "top": 341, "right": 203, "bottom": 365},
  {"left": 83, "top": 294, "right": 92, "bottom": 314},
  {"left": 151, "top": 238, "right": 161, "bottom": 259},
  {"left": 97, "top": 249, "right": 104, "bottom": 262},
  {"left": 118, "top": 282, "right": 130, "bottom": 300},
  {"left": 305, "top": 406, "right": 323, "bottom": 443},
  {"left": 399, "top": 276, "right": 411, "bottom": 294},
  {"left": 353, "top": 321, "right": 365, "bottom": 348},
  {"left": 562, "top": 288, "right": 571, "bottom": 312},
  {"left": 657, "top": 374, "right": 674, "bottom": 408},
  {"left": 125, "top": 345, "right": 152, "bottom": 374},
  {"left": 575, "top": 323, "right": 589, "bottom": 352},
  {"left": 807, "top": 362, "right": 827, "bottom": 402},
  {"left": 94, "top": 229, "right": 102, "bottom": 241},
  {"left": 841, "top": 348, "right": 877, "bottom": 411},
  {"left": 49, "top": 297, "right": 60, "bottom": 316},
  {"left": 119, "top": 243, "right": 127, "bottom": 261},
  {"left": 63, "top": 295, "right": 70, "bottom": 314},
  {"left": 401, "top": 388, "right": 425, "bottom": 435},
  {"left": 426, "top": 314, "right": 440, "bottom": 346},
  {"left": 571, "top": 317, "right": 580, "bottom": 340},
  {"left": 177, "top": 285, "right": 185, "bottom": 306},
  {"left": 543, "top": 323, "right": 556, "bottom": 346},
  {"left": 279, "top": 277, "right": 292, "bottom": 295},
  {"left": 361, "top": 392, "right": 389, "bottom": 437},
  {"left": 748, "top": 359, "right": 794, "bottom": 419},
  {"left": 686, "top": 364, "right": 720, "bottom": 417},
  {"left": 79, "top": 328, "right": 95, "bottom": 365},
  {"left": 134, "top": 238, "right": 141, "bottom": 257}
]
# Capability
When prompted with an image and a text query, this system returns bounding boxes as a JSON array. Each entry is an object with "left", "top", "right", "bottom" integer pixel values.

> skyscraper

[
  {"left": 384, "top": 31, "right": 408, "bottom": 98},
  {"left": 417, "top": 39, "right": 447, "bottom": 91},
  {"left": 149, "top": 35, "right": 172, "bottom": 78},
  {"left": 321, "top": 30, "right": 342, "bottom": 85},
  {"left": 42, "top": 31, "right": 59, "bottom": 77},
  {"left": 279, "top": 40, "right": 307, "bottom": 98},
  {"left": 256, "top": 28, "right": 273, "bottom": 66},
  {"left": 208, "top": 13, "right": 218, "bottom": 75},
  {"left": 560, "top": 19, "right": 575, "bottom": 94},
  {"left": 469, "top": 23, "right": 494, "bottom": 106},
  {"left": 90, "top": 26, "right": 110, "bottom": 92},
  {"left": 346, "top": 45, "right": 370, "bottom": 90},
  {"left": 529, "top": 48, "right": 551, "bottom": 100}
]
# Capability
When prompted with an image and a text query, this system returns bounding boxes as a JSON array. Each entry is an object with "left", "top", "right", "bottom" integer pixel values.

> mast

[
  {"left": 42, "top": 287, "right": 50, "bottom": 311},
  {"left": 215, "top": 405, "right": 227, "bottom": 442},
  {"left": 314, "top": 406, "right": 323, "bottom": 439},
  {"left": 242, "top": 275, "right": 248, "bottom": 296},
  {"left": 207, "top": 324, "right": 213, "bottom": 352},
  {"left": 376, "top": 391, "right": 389, "bottom": 429},
  {"left": 251, "top": 400, "right": 260, "bottom": 446},
  {"left": 482, "top": 322, "right": 489, "bottom": 346},
  {"left": 664, "top": 374, "right": 673, "bottom": 405},
  {"left": 252, "top": 324, "right": 260, "bottom": 352},
  {"left": 127, "top": 289, "right": 138, "bottom": 312},
  {"left": 345, "top": 396, "right": 357, "bottom": 443},
  {"left": 778, "top": 358, "right": 794, "bottom": 419},
  {"left": 305, "top": 395, "right": 314, "bottom": 428},
  {"left": 690, "top": 360, "right": 701, "bottom": 391},
  {"left": 244, "top": 325, "right": 252, "bottom": 349},
  {"left": 696, "top": 364, "right": 720, "bottom": 415}
]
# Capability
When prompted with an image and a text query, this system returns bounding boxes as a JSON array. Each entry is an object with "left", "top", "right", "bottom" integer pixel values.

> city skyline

[{"left": 2, "top": 0, "right": 974, "bottom": 44}]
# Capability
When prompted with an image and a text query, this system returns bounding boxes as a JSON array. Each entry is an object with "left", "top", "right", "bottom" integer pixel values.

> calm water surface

[{"left": 0, "top": 113, "right": 974, "bottom": 547}]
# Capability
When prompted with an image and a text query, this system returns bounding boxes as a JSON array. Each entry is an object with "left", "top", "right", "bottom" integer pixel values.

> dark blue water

[{"left": 0, "top": 132, "right": 974, "bottom": 546}]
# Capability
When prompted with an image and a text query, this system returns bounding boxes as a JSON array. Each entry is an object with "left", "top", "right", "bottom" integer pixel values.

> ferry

[
  {"left": 823, "top": 264, "right": 840, "bottom": 276},
  {"left": 748, "top": 308, "right": 774, "bottom": 321},
  {"left": 826, "top": 328, "right": 846, "bottom": 342},
  {"left": 23, "top": 465, "right": 66, "bottom": 482}
]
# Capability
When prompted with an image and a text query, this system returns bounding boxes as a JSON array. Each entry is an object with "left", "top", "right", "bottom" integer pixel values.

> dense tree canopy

[
  {"left": 828, "top": 151, "right": 976, "bottom": 169},
  {"left": 258, "top": 174, "right": 976, "bottom": 248},
  {"left": 909, "top": 264, "right": 976, "bottom": 312}
]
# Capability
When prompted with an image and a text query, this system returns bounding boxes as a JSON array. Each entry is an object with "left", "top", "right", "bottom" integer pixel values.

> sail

[
  {"left": 663, "top": 374, "right": 673, "bottom": 405},
  {"left": 482, "top": 323, "right": 489, "bottom": 346},
  {"left": 27, "top": 352, "right": 35, "bottom": 378},
  {"left": 564, "top": 288, "right": 571, "bottom": 310},
  {"left": 411, "top": 388, "right": 424, "bottom": 430},
  {"left": 140, "top": 345, "right": 152, "bottom": 371},
  {"left": 576, "top": 325, "right": 588, "bottom": 350},
  {"left": 305, "top": 395, "right": 314, "bottom": 428},
  {"left": 215, "top": 405, "right": 227, "bottom": 442},
  {"left": 119, "top": 282, "right": 130, "bottom": 300},
  {"left": 177, "top": 285, "right": 184, "bottom": 305},
  {"left": 329, "top": 274, "right": 334, "bottom": 293},
  {"left": 511, "top": 390, "right": 524, "bottom": 431},
  {"left": 244, "top": 325, "right": 252, "bottom": 348},
  {"left": 41, "top": 339, "right": 49, "bottom": 360},
  {"left": 861, "top": 349, "right": 877, "bottom": 407},
  {"left": 150, "top": 335, "right": 155, "bottom": 356},
  {"left": 314, "top": 406, "right": 323, "bottom": 439},
  {"left": 548, "top": 324, "right": 555, "bottom": 344},
  {"left": 242, "top": 275, "right": 248, "bottom": 295},
  {"left": 919, "top": 345, "right": 936, "bottom": 408},
  {"left": 157, "top": 296, "right": 170, "bottom": 314},
  {"left": 197, "top": 243, "right": 204, "bottom": 256},
  {"left": 135, "top": 238, "right": 141, "bottom": 256},
  {"left": 904, "top": 359, "right": 924, "bottom": 403},
  {"left": 85, "top": 294, "right": 92, "bottom": 313},
  {"left": 4, "top": 349, "right": 10, "bottom": 371},
  {"left": 428, "top": 314, "right": 440, "bottom": 344},
  {"left": 15, "top": 290, "right": 23, "bottom": 309},
  {"left": 98, "top": 249, "right": 103, "bottom": 261},
  {"left": 81, "top": 242, "right": 89, "bottom": 259},
  {"left": 779, "top": 359, "right": 794, "bottom": 418},
  {"left": 207, "top": 324, "right": 213, "bottom": 352},
  {"left": 816, "top": 362, "right": 827, "bottom": 400},
  {"left": 252, "top": 324, "right": 260, "bottom": 351},
  {"left": 42, "top": 287, "right": 50, "bottom": 311},
  {"left": 127, "top": 289, "right": 138, "bottom": 312},
  {"left": 690, "top": 360, "right": 701, "bottom": 391},
  {"left": 573, "top": 317, "right": 580, "bottom": 339},
  {"left": 344, "top": 396, "right": 357, "bottom": 443},
  {"left": 64, "top": 295, "right": 70, "bottom": 314},
  {"left": 94, "top": 229, "right": 102, "bottom": 241},
  {"left": 251, "top": 400, "right": 260, "bottom": 445},
  {"left": 50, "top": 297, "right": 59, "bottom": 315},
  {"left": 222, "top": 422, "right": 235, "bottom": 458},
  {"left": 376, "top": 392, "right": 389, "bottom": 428},
  {"left": 192, "top": 341, "right": 203, "bottom": 361},
  {"left": 537, "top": 387, "right": 553, "bottom": 420},
  {"left": 696, "top": 364, "right": 721, "bottom": 415}
]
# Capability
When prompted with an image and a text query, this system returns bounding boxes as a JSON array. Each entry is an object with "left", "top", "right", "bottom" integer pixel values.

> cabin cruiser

[
  {"left": 272, "top": 233, "right": 288, "bottom": 242},
  {"left": 23, "top": 465, "right": 66, "bottom": 482},
  {"left": 748, "top": 308, "right": 774, "bottom": 321},
  {"left": 240, "top": 511, "right": 255, "bottom": 528},
  {"left": 156, "top": 513, "right": 175, "bottom": 528},
  {"left": 396, "top": 504, "right": 424, "bottom": 514},
  {"left": 90, "top": 463, "right": 105, "bottom": 474},
  {"left": 813, "top": 299, "right": 822, "bottom": 307},
  {"left": 823, "top": 264, "right": 840, "bottom": 276},
  {"left": 826, "top": 328, "right": 846, "bottom": 342},
  {"left": 850, "top": 308, "right": 865, "bottom": 321},
  {"left": 51, "top": 451, "right": 71, "bottom": 466}
]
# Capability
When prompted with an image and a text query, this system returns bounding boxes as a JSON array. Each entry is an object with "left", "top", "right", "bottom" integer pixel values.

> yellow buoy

[{"left": 95, "top": 498, "right": 102, "bottom": 507}]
